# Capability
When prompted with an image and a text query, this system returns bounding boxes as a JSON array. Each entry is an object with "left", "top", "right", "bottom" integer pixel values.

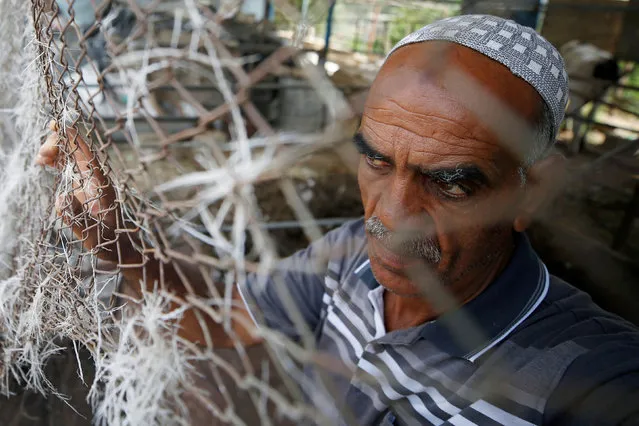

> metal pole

[
  {"left": 268, "top": 1, "right": 275, "bottom": 21},
  {"left": 321, "top": 0, "right": 337, "bottom": 62},
  {"left": 264, "top": 1, "right": 272, "bottom": 22}
]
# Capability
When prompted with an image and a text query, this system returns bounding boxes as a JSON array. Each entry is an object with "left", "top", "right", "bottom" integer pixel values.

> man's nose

[{"left": 377, "top": 174, "right": 431, "bottom": 234}]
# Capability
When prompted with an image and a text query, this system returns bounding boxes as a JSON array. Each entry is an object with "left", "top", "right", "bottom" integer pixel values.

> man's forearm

[{"left": 117, "top": 248, "right": 260, "bottom": 348}]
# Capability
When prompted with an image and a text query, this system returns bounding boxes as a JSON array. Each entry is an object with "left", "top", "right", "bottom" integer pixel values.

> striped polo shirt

[{"left": 239, "top": 219, "right": 639, "bottom": 425}]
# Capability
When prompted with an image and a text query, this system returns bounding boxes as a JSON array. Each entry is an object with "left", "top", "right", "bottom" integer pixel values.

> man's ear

[{"left": 513, "top": 153, "right": 567, "bottom": 233}]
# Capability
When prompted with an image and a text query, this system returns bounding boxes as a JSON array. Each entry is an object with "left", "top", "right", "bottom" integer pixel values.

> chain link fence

[
  {"left": 1, "top": 1, "right": 638, "bottom": 425},
  {"left": 0, "top": 0, "right": 362, "bottom": 424}
]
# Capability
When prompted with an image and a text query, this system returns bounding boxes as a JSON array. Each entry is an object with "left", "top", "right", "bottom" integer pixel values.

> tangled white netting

[{"left": 0, "top": 0, "right": 360, "bottom": 424}]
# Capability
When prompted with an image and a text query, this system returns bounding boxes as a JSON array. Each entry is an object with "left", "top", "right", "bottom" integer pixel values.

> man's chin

[
  {"left": 369, "top": 257, "right": 427, "bottom": 297},
  {"left": 372, "top": 254, "right": 408, "bottom": 277}
]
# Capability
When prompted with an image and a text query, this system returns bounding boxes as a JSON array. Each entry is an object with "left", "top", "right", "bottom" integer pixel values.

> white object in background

[{"left": 560, "top": 40, "right": 618, "bottom": 114}]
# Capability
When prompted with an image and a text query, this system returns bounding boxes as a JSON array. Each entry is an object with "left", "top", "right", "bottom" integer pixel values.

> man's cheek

[
  {"left": 358, "top": 171, "right": 384, "bottom": 217},
  {"left": 443, "top": 193, "right": 515, "bottom": 230},
  {"left": 356, "top": 161, "right": 367, "bottom": 197},
  {"left": 431, "top": 207, "right": 485, "bottom": 249}
]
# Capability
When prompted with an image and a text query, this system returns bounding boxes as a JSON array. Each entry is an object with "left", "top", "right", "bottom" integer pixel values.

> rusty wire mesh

[{"left": 0, "top": 0, "right": 363, "bottom": 424}]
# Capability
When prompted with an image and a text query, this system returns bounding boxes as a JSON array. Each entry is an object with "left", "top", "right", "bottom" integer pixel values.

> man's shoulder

[
  {"left": 522, "top": 276, "right": 639, "bottom": 425},
  {"left": 515, "top": 274, "right": 639, "bottom": 350},
  {"left": 521, "top": 275, "right": 639, "bottom": 346},
  {"left": 494, "top": 276, "right": 639, "bottom": 424},
  {"left": 320, "top": 218, "right": 368, "bottom": 275}
]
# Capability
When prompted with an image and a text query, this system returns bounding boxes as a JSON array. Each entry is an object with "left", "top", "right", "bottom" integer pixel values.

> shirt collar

[{"left": 357, "top": 233, "right": 549, "bottom": 362}]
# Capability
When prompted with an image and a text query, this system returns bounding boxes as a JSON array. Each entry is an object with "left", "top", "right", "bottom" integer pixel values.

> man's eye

[
  {"left": 438, "top": 182, "right": 470, "bottom": 199},
  {"left": 365, "top": 155, "right": 390, "bottom": 169}
]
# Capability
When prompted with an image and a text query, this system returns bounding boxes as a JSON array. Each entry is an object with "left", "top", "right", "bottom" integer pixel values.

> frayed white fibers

[{"left": 90, "top": 290, "right": 196, "bottom": 426}]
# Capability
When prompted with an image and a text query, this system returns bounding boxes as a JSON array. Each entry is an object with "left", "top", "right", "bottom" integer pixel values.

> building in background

[{"left": 461, "top": 0, "right": 541, "bottom": 29}]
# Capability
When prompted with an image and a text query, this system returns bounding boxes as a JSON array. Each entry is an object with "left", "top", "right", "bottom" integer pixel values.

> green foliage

[
  {"left": 623, "top": 65, "right": 639, "bottom": 104},
  {"left": 607, "top": 62, "right": 639, "bottom": 116},
  {"left": 372, "top": 38, "right": 385, "bottom": 55},
  {"left": 388, "top": 6, "right": 459, "bottom": 47},
  {"left": 351, "top": 33, "right": 363, "bottom": 52}
]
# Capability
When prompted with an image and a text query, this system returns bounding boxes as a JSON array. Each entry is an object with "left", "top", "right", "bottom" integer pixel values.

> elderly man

[{"left": 37, "top": 15, "right": 639, "bottom": 426}]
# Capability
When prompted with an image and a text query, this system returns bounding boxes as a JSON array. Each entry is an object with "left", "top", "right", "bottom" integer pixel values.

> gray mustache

[{"left": 365, "top": 216, "right": 442, "bottom": 263}]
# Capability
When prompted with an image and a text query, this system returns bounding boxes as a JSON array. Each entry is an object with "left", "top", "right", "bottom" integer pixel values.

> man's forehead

[
  {"left": 371, "top": 41, "right": 543, "bottom": 126},
  {"left": 363, "top": 41, "right": 546, "bottom": 168},
  {"left": 362, "top": 79, "right": 495, "bottom": 148}
]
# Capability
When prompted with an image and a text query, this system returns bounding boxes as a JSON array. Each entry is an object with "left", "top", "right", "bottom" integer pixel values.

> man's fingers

[
  {"left": 56, "top": 193, "right": 98, "bottom": 246},
  {"left": 66, "top": 128, "right": 101, "bottom": 174},
  {"left": 40, "top": 120, "right": 96, "bottom": 171},
  {"left": 55, "top": 191, "right": 121, "bottom": 261},
  {"left": 55, "top": 192, "right": 84, "bottom": 229},
  {"left": 36, "top": 132, "right": 60, "bottom": 167},
  {"left": 35, "top": 153, "right": 54, "bottom": 167},
  {"left": 42, "top": 120, "right": 124, "bottom": 262},
  {"left": 38, "top": 122, "right": 110, "bottom": 191},
  {"left": 40, "top": 133, "right": 60, "bottom": 157}
]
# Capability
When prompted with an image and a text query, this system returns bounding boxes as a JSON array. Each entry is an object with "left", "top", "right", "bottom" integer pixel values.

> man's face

[{"left": 358, "top": 42, "right": 544, "bottom": 297}]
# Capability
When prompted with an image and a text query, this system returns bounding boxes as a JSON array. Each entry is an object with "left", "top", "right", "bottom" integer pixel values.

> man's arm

[
  {"left": 117, "top": 252, "right": 257, "bottom": 346},
  {"left": 37, "top": 121, "right": 259, "bottom": 347}
]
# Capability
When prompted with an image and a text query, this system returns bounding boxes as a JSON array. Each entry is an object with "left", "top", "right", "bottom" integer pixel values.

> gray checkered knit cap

[{"left": 387, "top": 15, "right": 569, "bottom": 140}]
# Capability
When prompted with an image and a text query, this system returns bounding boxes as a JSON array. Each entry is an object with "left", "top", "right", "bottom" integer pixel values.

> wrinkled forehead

[
  {"left": 365, "top": 42, "right": 545, "bottom": 160},
  {"left": 372, "top": 42, "right": 543, "bottom": 123}
]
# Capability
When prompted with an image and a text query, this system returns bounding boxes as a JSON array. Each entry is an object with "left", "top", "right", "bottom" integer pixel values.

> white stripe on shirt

[
  {"left": 326, "top": 305, "right": 364, "bottom": 358},
  {"left": 353, "top": 259, "right": 370, "bottom": 274},
  {"left": 377, "top": 350, "right": 461, "bottom": 417},
  {"left": 358, "top": 357, "right": 444, "bottom": 425},
  {"left": 447, "top": 415, "right": 480, "bottom": 426},
  {"left": 471, "top": 400, "right": 536, "bottom": 426}
]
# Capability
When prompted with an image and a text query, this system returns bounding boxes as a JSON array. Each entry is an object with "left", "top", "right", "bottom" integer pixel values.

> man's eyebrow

[
  {"left": 352, "top": 133, "right": 392, "bottom": 163},
  {"left": 353, "top": 133, "right": 490, "bottom": 185},
  {"left": 422, "top": 166, "right": 490, "bottom": 185}
]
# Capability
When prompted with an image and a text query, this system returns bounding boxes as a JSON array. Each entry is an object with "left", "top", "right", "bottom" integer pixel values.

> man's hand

[
  {"left": 37, "top": 120, "right": 260, "bottom": 347},
  {"left": 36, "top": 120, "right": 134, "bottom": 264}
]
